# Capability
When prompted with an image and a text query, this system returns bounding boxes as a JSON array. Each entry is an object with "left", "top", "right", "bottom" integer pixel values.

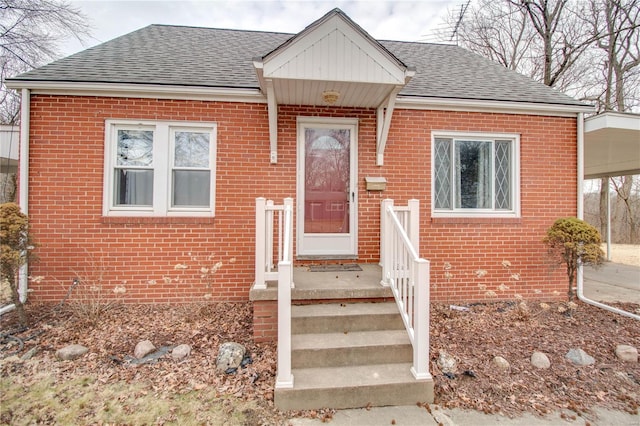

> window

[
  {"left": 432, "top": 132, "right": 519, "bottom": 217},
  {"left": 104, "top": 120, "right": 216, "bottom": 216}
]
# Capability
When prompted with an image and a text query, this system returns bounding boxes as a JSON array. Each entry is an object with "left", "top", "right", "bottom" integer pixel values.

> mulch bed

[{"left": 1, "top": 299, "right": 639, "bottom": 421}]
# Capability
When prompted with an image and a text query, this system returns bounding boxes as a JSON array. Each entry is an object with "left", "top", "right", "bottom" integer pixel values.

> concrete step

[
  {"left": 291, "top": 330, "right": 412, "bottom": 368},
  {"left": 291, "top": 302, "right": 404, "bottom": 334},
  {"left": 274, "top": 363, "right": 434, "bottom": 411}
]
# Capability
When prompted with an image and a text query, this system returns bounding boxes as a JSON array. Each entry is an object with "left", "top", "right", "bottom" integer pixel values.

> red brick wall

[{"left": 25, "top": 96, "right": 576, "bottom": 304}]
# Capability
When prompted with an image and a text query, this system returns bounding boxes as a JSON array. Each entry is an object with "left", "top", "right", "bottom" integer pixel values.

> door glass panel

[{"left": 304, "top": 128, "right": 350, "bottom": 234}]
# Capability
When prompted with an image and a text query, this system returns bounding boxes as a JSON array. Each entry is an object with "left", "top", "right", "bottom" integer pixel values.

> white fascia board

[
  {"left": 396, "top": 96, "right": 593, "bottom": 117},
  {"left": 5, "top": 81, "right": 267, "bottom": 103},
  {"left": 585, "top": 111, "right": 640, "bottom": 133}
]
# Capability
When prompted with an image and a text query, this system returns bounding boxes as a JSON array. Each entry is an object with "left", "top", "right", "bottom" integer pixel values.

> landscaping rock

[
  {"left": 565, "top": 348, "right": 595, "bottom": 366},
  {"left": 134, "top": 340, "right": 156, "bottom": 359},
  {"left": 56, "top": 344, "right": 88, "bottom": 361},
  {"left": 171, "top": 344, "right": 191, "bottom": 361},
  {"left": 531, "top": 351, "right": 551, "bottom": 369},
  {"left": 216, "top": 342, "right": 246, "bottom": 372},
  {"left": 21, "top": 347, "right": 38, "bottom": 360},
  {"left": 492, "top": 356, "right": 510, "bottom": 371},
  {"left": 437, "top": 350, "right": 457, "bottom": 374},
  {"left": 615, "top": 344, "right": 638, "bottom": 363}
]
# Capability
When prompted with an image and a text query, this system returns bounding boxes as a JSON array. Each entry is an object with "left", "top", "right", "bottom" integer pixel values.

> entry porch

[{"left": 250, "top": 197, "right": 434, "bottom": 410}]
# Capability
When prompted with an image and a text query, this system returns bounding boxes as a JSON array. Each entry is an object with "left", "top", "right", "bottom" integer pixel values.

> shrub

[
  {"left": 544, "top": 217, "right": 605, "bottom": 301},
  {"left": 0, "top": 203, "right": 36, "bottom": 326}
]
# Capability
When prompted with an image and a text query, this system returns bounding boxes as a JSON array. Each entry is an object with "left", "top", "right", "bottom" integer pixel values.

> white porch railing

[
  {"left": 254, "top": 197, "right": 294, "bottom": 290},
  {"left": 255, "top": 197, "right": 294, "bottom": 389},
  {"left": 380, "top": 199, "right": 431, "bottom": 380}
]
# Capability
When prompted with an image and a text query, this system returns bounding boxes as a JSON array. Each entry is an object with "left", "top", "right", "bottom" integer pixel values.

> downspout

[
  {"left": 575, "top": 112, "right": 640, "bottom": 321},
  {"left": 0, "top": 89, "right": 29, "bottom": 316}
]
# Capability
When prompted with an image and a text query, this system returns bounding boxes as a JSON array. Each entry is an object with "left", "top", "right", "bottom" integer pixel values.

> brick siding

[{"left": 24, "top": 96, "right": 575, "bottom": 307}]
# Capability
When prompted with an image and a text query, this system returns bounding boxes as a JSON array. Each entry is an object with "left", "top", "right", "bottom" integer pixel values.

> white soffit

[{"left": 584, "top": 112, "right": 640, "bottom": 179}]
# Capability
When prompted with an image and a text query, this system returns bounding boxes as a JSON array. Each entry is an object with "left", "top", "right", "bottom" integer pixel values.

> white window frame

[
  {"left": 103, "top": 119, "right": 216, "bottom": 217},
  {"left": 431, "top": 131, "right": 520, "bottom": 218}
]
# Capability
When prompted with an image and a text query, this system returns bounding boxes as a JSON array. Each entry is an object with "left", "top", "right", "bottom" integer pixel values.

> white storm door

[{"left": 297, "top": 118, "right": 358, "bottom": 257}]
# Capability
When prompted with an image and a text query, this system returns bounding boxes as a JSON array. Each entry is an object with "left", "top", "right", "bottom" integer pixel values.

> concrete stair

[{"left": 274, "top": 302, "right": 434, "bottom": 410}]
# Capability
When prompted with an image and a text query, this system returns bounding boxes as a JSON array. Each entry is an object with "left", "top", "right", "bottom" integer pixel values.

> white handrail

[
  {"left": 276, "top": 201, "right": 294, "bottom": 388},
  {"left": 381, "top": 199, "right": 431, "bottom": 380}
]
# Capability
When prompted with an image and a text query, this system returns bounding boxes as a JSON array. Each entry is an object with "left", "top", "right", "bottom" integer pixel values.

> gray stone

[
  {"left": 531, "top": 351, "right": 551, "bottom": 369},
  {"left": 216, "top": 342, "right": 246, "bottom": 372},
  {"left": 21, "top": 347, "right": 38, "bottom": 360},
  {"left": 171, "top": 344, "right": 191, "bottom": 361},
  {"left": 56, "top": 344, "right": 88, "bottom": 361},
  {"left": 492, "top": 356, "right": 510, "bottom": 371},
  {"left": 615, "top": 344, "right": 638, "bottom": 363},
  {"left": 565, "top": 348, "right": 595, "bottom": 366},
  {"left": 437, "top": 351, "right": 457, "bottom": 374},
  {"left": 134, "top": 340, "right": 156, "bottom": 359}
]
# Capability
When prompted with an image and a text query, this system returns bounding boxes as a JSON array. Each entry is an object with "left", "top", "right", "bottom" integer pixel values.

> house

[{"left": 6, "top": 8, "right": 591, "bottom": 409}]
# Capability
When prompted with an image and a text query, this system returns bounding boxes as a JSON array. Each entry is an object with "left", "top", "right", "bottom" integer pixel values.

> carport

[{"left": 584, "top": 111, "right": 640, "bottom": 259}]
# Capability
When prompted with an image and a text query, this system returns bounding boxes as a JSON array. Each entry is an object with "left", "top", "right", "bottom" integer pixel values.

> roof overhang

[
  {"left": 253, "top": 8, "right": 414, "bottom": 164},
  {"left": 584, "top": 112, "right": 640, "bottom": 179}
]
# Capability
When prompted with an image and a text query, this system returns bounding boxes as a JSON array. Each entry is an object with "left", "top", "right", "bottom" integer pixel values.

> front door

[{"left": 297, "top": 117, "right": 357, "bottom": 257}]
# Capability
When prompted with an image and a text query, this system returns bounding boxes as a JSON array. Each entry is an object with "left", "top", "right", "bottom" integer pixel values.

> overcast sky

[{"left": 62, "top": 0, "right": 459, "bottom": 57}]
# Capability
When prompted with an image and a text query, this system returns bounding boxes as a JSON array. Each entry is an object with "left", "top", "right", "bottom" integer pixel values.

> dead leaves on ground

[
  {"left": 431, "top": 301, "right": 640, "bottom": 417},
  {"left": 1, "top": 300, "right": 639, "bottom": 421}
]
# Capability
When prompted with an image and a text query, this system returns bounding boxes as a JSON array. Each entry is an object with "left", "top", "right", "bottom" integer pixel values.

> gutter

[
  {"left": 575, "top": 112, "right": 640, "bottom": 321},
  {"left": 0, "top": 89, "right": 30, "bottom": 316}
]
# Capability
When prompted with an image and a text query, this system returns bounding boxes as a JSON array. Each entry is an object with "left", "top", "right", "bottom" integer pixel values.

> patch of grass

[{"left": 0, "top": 371, "right": 260, "bottom": 425}]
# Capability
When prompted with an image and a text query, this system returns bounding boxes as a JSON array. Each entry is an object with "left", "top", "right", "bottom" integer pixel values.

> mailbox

[{"left": 365, "top": 176, "right": 387, "bottom": 191}]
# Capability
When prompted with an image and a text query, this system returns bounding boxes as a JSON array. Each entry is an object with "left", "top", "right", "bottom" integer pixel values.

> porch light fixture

[{"left": 322, "top": 90, "right": 340, "bottom": 105}]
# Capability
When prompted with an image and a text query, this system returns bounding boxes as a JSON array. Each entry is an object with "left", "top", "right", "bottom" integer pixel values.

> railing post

[
  {"left": 380, "top": 199, "right": 394, "bottom": 286},
  {"left": 411, "top": 258, "right": 431, "bottom": 380},
  {"left": 408, "top": 199, "right": 420, "bottom": 257},
  {"left": 254, "top": 197, "right": 267, "bottom": 290},
  {"left": 266, "top": 199, "right": 275, "bottom": 272},
  {"left": 284, "top": 197, "right": 294, "bottom": 288},
  {"left": 275, "top": 260, "right": 294, "bottom": 388}
]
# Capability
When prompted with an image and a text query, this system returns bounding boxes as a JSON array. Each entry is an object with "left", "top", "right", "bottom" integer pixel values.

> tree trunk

[{"left": 599, "top": 177, "right": 609, "bottom": 239}]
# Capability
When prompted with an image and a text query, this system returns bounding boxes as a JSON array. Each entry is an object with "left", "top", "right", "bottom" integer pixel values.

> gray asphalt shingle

[{"left": 9, "top": 24, "right": 585, "bottom": 107}]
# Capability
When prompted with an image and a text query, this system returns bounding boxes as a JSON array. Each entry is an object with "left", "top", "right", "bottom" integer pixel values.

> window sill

[
  {"left": 102, "top": 216, "right": 216, "bottom": 225},
  {"left": 431, "top": 216, "right": 522, "bottom": 225}
]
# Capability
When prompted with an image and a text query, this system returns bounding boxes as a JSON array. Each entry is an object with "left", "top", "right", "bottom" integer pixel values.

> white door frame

[{"left": 296, "top": 116, "right": 358, "bottom": 257}]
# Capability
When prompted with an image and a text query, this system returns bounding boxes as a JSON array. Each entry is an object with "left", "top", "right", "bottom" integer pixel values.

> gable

[
  {"left": 262, "top": 11, "right": 407, "bottom": 85},
  {"left": 253, "top": 9, "right": 414, "bottom": 109}
]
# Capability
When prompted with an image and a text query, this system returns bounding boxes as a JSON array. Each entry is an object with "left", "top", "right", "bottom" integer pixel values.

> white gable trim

[{"left": 262, "top": 15, "right": 406, "bottom": 85}]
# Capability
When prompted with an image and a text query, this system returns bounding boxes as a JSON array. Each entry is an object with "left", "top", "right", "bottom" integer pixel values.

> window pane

[
  {"left": 304, "top": 128, "right": 350, "bottom": 233},
  {"left": 434, "top": 138, "right": 452, "bottom": 209},
  {"left": 455, "top": 140, "right": 492, "bottom": 209},
  {"left": 115, "top": 169, "right": 153, "bottom": 206},
  {"left": 117, "top": 130, "right": 153, "bottom": 166},
  {"left": 172, "top": 170, "right": 210, "bottom": 207},
  {"left": 175, "top": 131, "right": 210, "bottom": 168},
  {"left": 495, "top": 141, "right": 511, "bottom": 209}
]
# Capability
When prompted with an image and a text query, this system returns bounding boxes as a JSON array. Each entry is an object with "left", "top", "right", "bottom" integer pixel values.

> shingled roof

[{"left": 8, "top": 23, "right": 586, "bottom": 107}]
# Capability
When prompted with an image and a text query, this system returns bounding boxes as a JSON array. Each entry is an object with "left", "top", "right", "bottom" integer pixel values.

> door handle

[{"left": 352, "top": 192, "right": 355, "bottom": 202}]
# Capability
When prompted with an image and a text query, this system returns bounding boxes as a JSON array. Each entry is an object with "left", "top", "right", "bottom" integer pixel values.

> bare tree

[
  {"left": 586, "top": 0, "right": 640, "bottom": 245},
  {"left": 0, "top": 0, "right": 90, "bottom": 124},
  {"left": 450, "top": 1, "right": 537, "bottom": 75},
  {"left": 586, "top": 0, "right": 640, "bottom": 112}
]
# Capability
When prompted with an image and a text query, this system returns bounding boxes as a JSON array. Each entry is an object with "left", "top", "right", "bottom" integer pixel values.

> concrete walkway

[
  {"left": 289, "top": 404, "right": 639, "bottom": 425},
  {"left": 583, "top": 261, "right": 640, "bottom": 304}
]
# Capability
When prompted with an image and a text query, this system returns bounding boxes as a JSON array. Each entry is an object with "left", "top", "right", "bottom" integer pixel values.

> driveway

[{"left": 583, "top": 262, "right": 640, "bottom": 304}]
